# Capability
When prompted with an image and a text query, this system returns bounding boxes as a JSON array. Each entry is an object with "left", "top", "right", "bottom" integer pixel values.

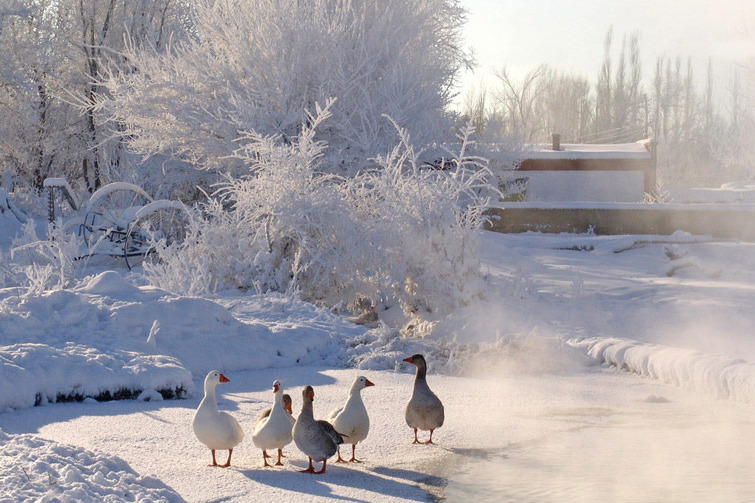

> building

[{"left": 510, "top": 134, "right": 657, "bottom": 202}]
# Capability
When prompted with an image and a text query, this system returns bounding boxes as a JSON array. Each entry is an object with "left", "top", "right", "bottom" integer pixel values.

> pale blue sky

[{"left": 457, "top": 0, "right": 755, "bottom": 103}]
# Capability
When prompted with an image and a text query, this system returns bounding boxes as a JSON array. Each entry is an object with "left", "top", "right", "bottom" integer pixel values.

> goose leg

[
  {"left": 300, "top": 457, "right": 316, "bottom": 473},
  {"left": 412, "top": 428, "right": 421, "bottom": 444},
  {"left": 314, "top": 459, "right": 327, "bottom": 474},
  {"left": 262, "top": 449, "right": 273, "bottom": 467},
  {"left": 349, "top": 443, "right": 362, "bottom": 463},
  {"left": 209, "top": 449, "right": 218, "bottom": 467},
  {"left": 424, "top": 429, "right": 435, "bottom": 445},
  {"left": 221, "top": 448, "right": 233, "bottom": 468},
  {"left": 275, "top": 448, "right": 284, "bottom": 466},
  {"left": 335, "top": 446, "right": 347, "bottom": 463}
]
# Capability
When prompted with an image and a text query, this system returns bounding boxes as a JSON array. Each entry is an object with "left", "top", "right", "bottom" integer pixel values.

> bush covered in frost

[{"left": 144, "top": 103, "right": 495, "bottom": 322}]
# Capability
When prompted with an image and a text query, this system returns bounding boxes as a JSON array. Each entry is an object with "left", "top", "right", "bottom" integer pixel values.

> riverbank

[
  {"left": 0, "top": 367, "right": 468, "bottom": 502},
  {"left": 4, "top": 362, "right": 752, "bottom": 502}
]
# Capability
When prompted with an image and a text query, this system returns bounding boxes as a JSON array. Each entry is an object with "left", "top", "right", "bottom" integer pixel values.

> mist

[{"left": 432, "top": 230, "right": 755, "bottom": 501}]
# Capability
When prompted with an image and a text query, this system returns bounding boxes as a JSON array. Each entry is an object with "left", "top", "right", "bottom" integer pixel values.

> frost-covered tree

[
  {"left": 492, "top": 65, "right": 549, "bottom": 142},
  {"left": 97, "top": 0, "right": 471, "bottom": 185},
  {"left": 0, "top": 1, "right": 81, "bottom": 192},
  {"left": 0, "top": 0, "right": 185, "bottom": 196}
]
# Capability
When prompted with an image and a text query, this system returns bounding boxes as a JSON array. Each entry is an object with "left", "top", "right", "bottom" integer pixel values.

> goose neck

[
  {"left": 414, "top": 364, "right": 427, "bottom": 382},
  {"left": 300, "top": 399, "right": 314, "bottom": 420},
  {"left": 199, "top": 386, "right": 218, "bottom": 412}
]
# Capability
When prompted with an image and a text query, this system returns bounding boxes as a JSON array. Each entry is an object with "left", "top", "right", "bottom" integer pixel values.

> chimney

[{"left": 551, "top": 132, "right": 561, "bottom": 151}]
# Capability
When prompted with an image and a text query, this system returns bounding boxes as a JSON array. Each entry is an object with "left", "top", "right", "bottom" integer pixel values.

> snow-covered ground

[{"left": 2, "top": 201, "right": 755, "bottom": 501}]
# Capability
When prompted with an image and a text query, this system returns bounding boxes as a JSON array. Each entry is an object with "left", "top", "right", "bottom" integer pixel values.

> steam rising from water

[{"left": 437, "top": 233, "right": 755, "bottom": 501}]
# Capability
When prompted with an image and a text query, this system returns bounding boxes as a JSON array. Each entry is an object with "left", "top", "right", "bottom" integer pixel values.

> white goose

[
  {"left": 192, "top": 370, "right": 245, "bottom": 467},
  {"left": 293, "top": 385, "right": 344, "bottom": 474},
  {"left": 256, "top": 393, "right": 295, "bottom": 425},
  {"left": 252, "top": 380, "right": 294, "bottom": 467},
  {"left": 328, "top": 375, "right": 374, "bottom": 462},
  {"left": 404, "top": 354, "right": 444, "bottom": 444}
]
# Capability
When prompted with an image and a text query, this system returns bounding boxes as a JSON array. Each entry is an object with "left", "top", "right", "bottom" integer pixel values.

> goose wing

[
  {"left": 327, "top": 405, "right": 344, "bottom": 423},
  {"left": 316, "top": 419, "right": 345, "bottom": 445},
  {"left": 254, "top": 407, "right": 272, "bottom": 430}
]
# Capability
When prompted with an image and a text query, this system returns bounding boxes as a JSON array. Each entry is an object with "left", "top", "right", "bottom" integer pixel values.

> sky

[{"left": 456, "top": 0, "right": 755, "bottom": 105}]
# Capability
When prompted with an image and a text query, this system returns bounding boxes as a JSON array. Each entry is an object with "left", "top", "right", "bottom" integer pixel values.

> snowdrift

[
  {"left": 0, "top": 271, "right": 363, "bottom": 411},
  {"left": 0, "top": 428, "right": 180, "bottom": 502},
  {"left": 567, "top": 336, "right": 755, "bottom": 403}
]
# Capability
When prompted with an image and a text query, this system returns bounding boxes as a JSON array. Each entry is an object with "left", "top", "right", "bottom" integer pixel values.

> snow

[
  {"left": 83, "top": 182, "right": 153, "bottom": 215},
  {"left": 0, "top": 270, "right": 363, "bottom": 412},
  {"left": 520, "top": 140, "right": 652, "bottom": 160},
  {"left": 3, "top": 214, "right": 755, "bottom": 500},
  {"left": 567, "top": 336, "right": 755, "bottom": 403},
  {"left": 134, "top": 200, "right": 189, "bottom": 220},
  {"left": 671, "top": 182, "right": 755, "bottom": 204},
  {"left": 0, "top": 428, "right": 180, "bottom": 502},
  {"left": 0, "top": 189, "right": 27, "bottom": 232}
]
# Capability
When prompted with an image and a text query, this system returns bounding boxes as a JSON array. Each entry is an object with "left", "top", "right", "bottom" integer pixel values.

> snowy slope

[{"left": 0, "top": 270, "right": 363, "bottom": 411}]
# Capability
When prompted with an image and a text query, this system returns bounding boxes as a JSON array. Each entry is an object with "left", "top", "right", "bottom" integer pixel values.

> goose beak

[
  {"left": 273, "top": 383, "right": 280, "bottom": 392},
  {"left": 285, "top": 404, "right": 293, "bottom": 414},
  {"left": 365, "top": 379, "right": 375, "bottom": 387},
  {"left": 402, "top": 357, "right": 413, "bottom": 363},
  {"left": 219, "top": 374, "right": 230, "bottom": 383},
  {"left": 306, "top": 390, "right": 314, "bottom": 401}
]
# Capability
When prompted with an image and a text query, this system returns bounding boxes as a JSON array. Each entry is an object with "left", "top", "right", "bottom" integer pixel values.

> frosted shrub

[
  {"left": 8, "top": 221, "right": 81, "bottom": 293},
  {"left": 353, "top": 120, "right": 494, "bottom": 317},
  {"left": 643, "top": 177, "right": 673, "bottom": 203},
  {"left": 144, "top": 101, "right": 374, "bottom": 303},
  {"left": 144, "top": 106, "right": 496, "bottom": 324}
]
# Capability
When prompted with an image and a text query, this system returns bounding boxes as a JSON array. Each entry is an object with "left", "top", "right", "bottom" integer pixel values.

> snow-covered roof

[{"left": 520, "top": 140, "right": 652, "bottom": 160}]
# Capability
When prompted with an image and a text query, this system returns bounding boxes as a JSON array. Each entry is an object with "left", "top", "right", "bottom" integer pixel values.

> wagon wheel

[
  {"left": 123, "top": 200, "right": 191, "bottom": 269},
  {"left": 81, "top": 183, "right": 153, "bottom": 250}
]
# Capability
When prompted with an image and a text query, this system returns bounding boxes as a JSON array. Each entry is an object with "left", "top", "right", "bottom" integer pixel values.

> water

[{"left": 442, "top": 415, "right": 755, "bottom": 503}]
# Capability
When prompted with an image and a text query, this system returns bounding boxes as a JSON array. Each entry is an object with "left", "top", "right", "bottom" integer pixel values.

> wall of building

[{"left": 484, "top": 204, "right": 755, "bottom": 241}]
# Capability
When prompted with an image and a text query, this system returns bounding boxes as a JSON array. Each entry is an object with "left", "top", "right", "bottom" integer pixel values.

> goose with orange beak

[
  {"left": 403, "top": 354, "right": 444, "bottom": 444},
  {"left": 252, "top": 380, "right": 294, "bottom": 467},
  {"left": 293, "top": 385, "right": 344, "bottom": 474},
  {"left": 328, "top": 375, "right": 375, "bottom": 462},
  {"left": 192, "top": 370, "right": 245, "bottom": 467}
]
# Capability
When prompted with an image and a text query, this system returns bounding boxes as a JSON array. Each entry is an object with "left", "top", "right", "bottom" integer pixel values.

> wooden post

[
  {"left": 552, "top": 132, "right": 561, "bottom": 151},
  {"left": 644, "top": 139, "right": 657, "bottom": 193}
]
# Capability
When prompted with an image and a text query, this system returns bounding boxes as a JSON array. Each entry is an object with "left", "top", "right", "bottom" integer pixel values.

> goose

[
  {"left": 328, "top": 375, "right": 374, "bottom": 462},
  {"left": 293, "top": 385, "right": 344, "bottom": 474},
  {"left": 256, "top": 393, "right": 295, "bottom": 426},
  {"left": 252, "top": 380, "right": 294, "bottom": 467},
  {"left": 192, "top": 370, "right": 245, "bottom": 467},
  {"left": 404, "top": 354, "right": 444, "bottom": 444}
]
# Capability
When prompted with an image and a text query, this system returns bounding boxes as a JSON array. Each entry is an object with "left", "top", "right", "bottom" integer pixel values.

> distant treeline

[{"left": 459, "top": 27, "right": 755, "bottom": 187}]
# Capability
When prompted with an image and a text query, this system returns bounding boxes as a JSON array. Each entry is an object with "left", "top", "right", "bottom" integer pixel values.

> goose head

[
  {"left": 272, "top": 380, "right": 282, "bottom": 394},
  {"left": 351, "top": 375, "right": 375, "bottom": 393},
  {"left": 203, "top": 370, "right": 230, "bottom": 392},
  {"left": 302, "top": 385, "right": 315, "bottom": 402},
  {"left": 403, "top": 354, "right": 427, "bottom": 369},
  {"left": 282, "top": 393, "right": 293, "bottom": 414}
]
